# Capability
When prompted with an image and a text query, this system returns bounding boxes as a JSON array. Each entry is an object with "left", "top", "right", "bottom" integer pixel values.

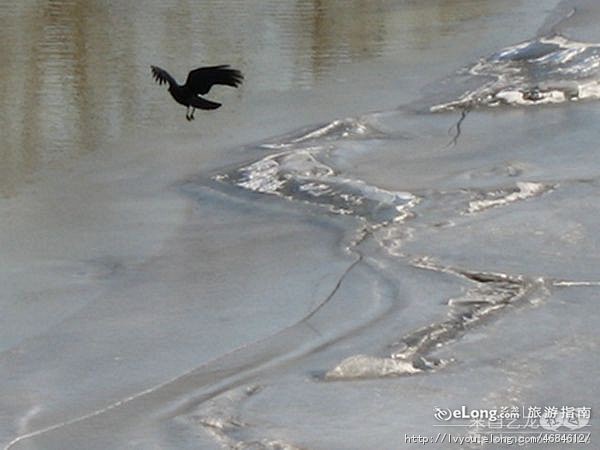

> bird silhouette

[{"left": 151, "top": 65, "right": 243, "bottom": 121}]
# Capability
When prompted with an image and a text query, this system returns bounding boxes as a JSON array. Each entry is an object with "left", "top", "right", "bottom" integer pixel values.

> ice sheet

[{"left": 3, "top": 0, "right": 600, "bottom": 449}]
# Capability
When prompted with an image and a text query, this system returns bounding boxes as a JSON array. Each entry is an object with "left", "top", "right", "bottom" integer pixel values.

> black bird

[{"left": 151, "top": 65, "right": 243, "bottom": 121}]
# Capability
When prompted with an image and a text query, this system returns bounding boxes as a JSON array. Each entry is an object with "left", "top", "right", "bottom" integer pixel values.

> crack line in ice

[
  {"left": 214, "top": 117, "right": 557, "bottom": 383},
  {"left": 324, "top": 259, "right": 550, "bottom": 381},
  {"left": 4, "top": 253, "right": 366, "bottom": 449},
  {"left": 165, "top": 253, "right": 366, "bottom": 416},
  {"left": 4, "top": 380, "right": 177, "bottom": 450},
  {"left": 445, "top": 106, "right": 470, "bottom": 148},
  {"left": 396, "top": 259, "right": 549, "bottom": 359}
]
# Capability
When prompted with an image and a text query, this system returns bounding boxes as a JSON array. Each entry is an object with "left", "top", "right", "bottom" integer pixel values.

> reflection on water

[{"left": 0, "top": 0, "right": 500, "bottom": 196}]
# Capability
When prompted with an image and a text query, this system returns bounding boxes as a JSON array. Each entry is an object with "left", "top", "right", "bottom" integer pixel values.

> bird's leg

[
  {"left": 186, "top": 106, "right": 191, "bottom": 121},
  {"left": 190, "top": 107, "right": 196, "bottom": 121}
]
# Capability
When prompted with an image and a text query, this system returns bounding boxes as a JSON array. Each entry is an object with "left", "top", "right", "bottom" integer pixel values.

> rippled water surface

[{"left": 1, "top": 0, "right": 537, "bottom": 196}]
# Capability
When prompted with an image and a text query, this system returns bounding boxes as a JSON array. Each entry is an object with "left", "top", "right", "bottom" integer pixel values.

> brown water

[{"left": 0, "top": 0, "right": 513, "bottom": 197}]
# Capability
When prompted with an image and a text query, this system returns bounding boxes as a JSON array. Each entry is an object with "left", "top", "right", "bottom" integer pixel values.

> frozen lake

[{"left": 1, "top": 0, "right": 598, "bottom": 448}]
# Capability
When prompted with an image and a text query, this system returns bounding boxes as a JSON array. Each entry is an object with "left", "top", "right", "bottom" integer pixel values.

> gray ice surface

[{"left": 1, "top": 0, "right": 598, "bottom": 449}]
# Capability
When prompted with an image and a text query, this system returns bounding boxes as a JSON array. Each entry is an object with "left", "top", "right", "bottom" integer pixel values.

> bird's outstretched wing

[
  {"left": 184, "top": 65, "right": 244, "bottom": 95},
  {"left": 151, "top": 66, "right": 177, "bottom": 87}
]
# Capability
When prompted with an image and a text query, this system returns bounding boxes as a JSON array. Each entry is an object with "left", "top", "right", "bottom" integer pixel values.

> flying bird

[{"left": 151, "top": 65, "right": 243, "bottom": 121}]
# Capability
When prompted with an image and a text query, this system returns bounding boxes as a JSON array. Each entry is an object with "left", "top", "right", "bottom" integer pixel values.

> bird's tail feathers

[{"left": 191, "top": 96, "right": 222, "bottom": 110}]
